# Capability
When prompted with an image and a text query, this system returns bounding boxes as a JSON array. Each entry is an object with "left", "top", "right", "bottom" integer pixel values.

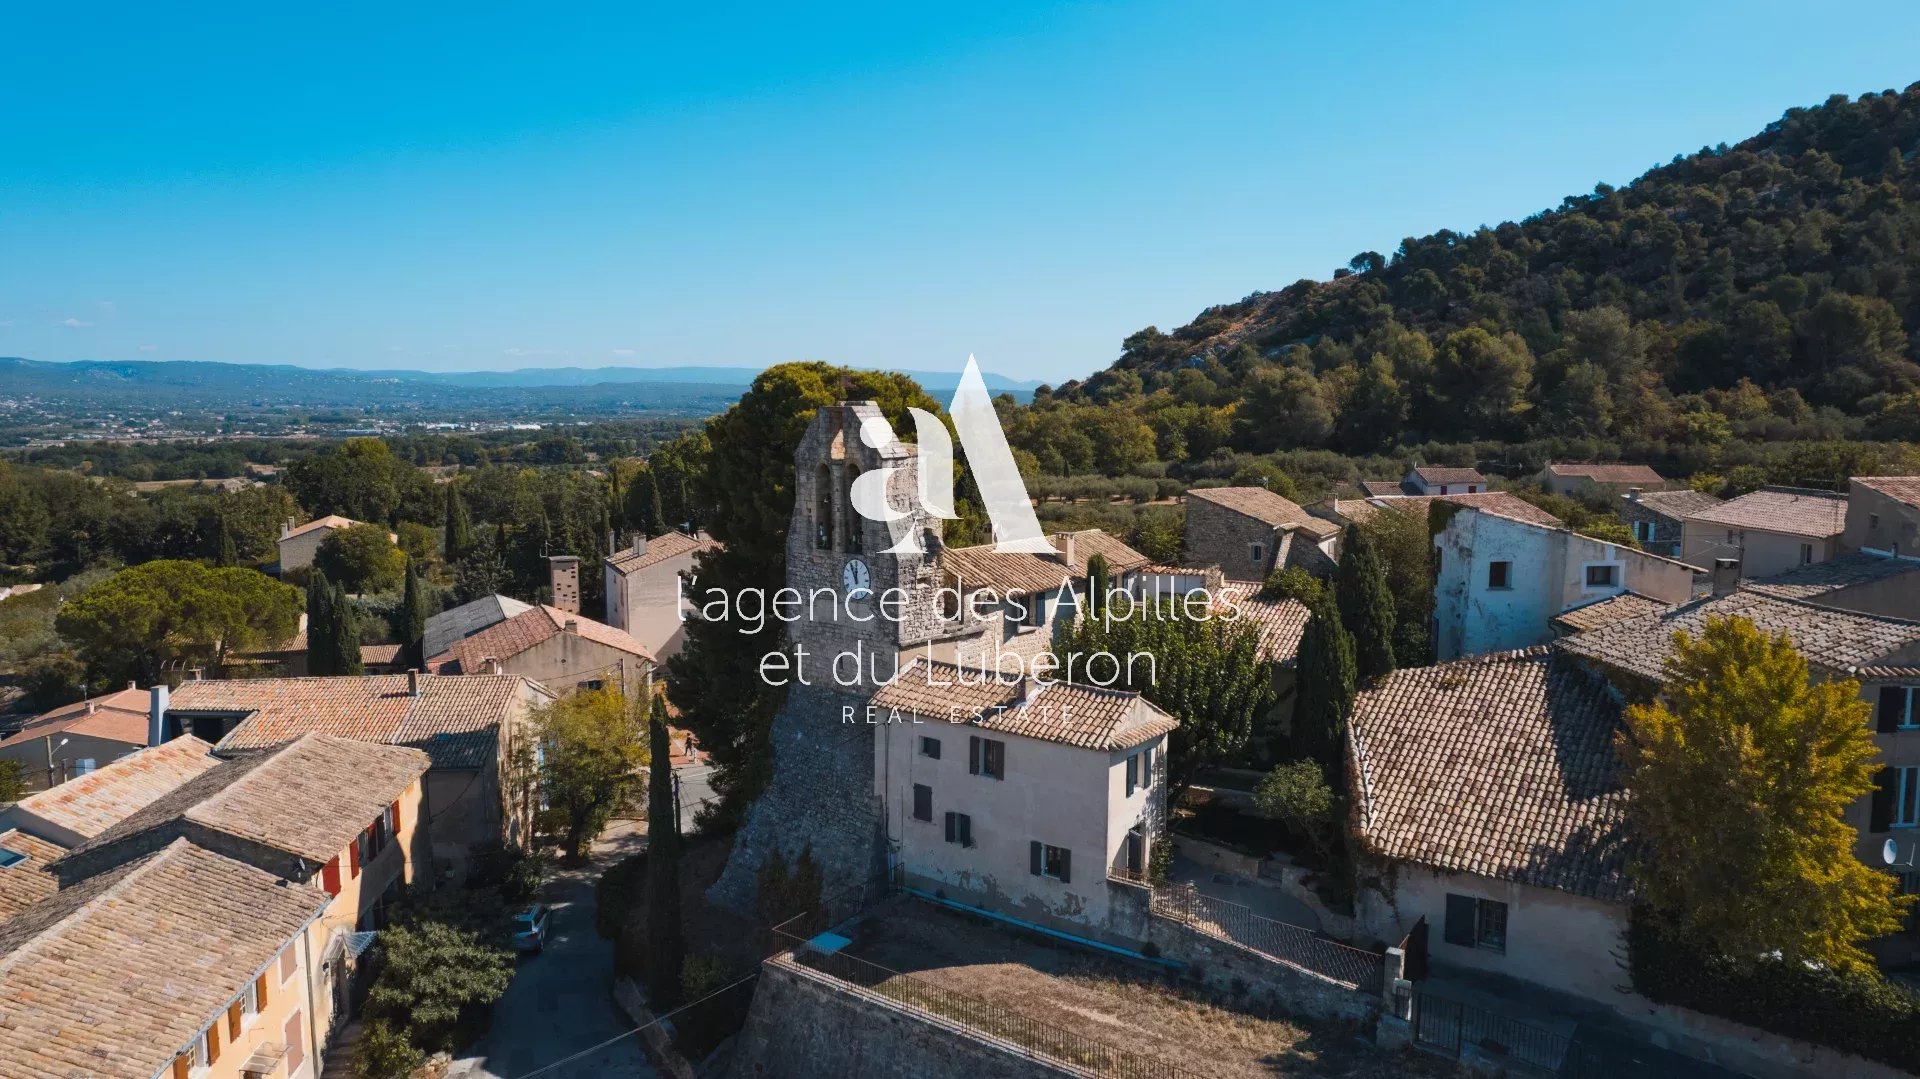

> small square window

[
  {"left": 912, "top": 783, "right": 933, "bottom": 823},
  {"left": 944, "top": 811, "right": 973, "bottom": 847},
  {"left": 1042, "top": 844, "right": 1070, "bottom": 880},
  {"left": 1249, "top": 544, "right": 1265, "bottom": 566},
  {"left": 919, "top": 736, "right": 941, "bottom": 760},
  {"left": 1475, "top": 899, "right": 1509, "bottom": 953},
  {"left": 1487, "top": 561, "right": 1511, "bottom": 590},
  {"left": 1584, "top": 564, "right": 1617, "bottom": 588},
  {"left": 971, "top": 737, "right": 1005, "bottom": 779}
]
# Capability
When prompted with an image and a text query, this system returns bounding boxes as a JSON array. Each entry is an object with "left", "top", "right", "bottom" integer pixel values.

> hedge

[{"left": 1627, "top": 908, "right": 1920, "bottom": 1072}]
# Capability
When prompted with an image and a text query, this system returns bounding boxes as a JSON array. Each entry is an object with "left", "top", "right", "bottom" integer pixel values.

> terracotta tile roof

[
  {"left": 9, "top": 737, "right": 221, "bottom": 840},
  {"left": 1853, "top": 476, "right": 1920, "bottom": 511},
  {"left": 422, "top": 594, "right": 535, "bottom": 661},
  {"left": 606, "top": 530, "right": 721, "bottom": 574},
  {"left": 1686, "top": 486, "right": 1847, "bottom": 538},
  {"left": 428, "top": 604, "right": 654, "bottom": 675},
  {"left": 1349, "top": 649, "right": 1632, "bottom": 902},
  {"left": 1217, "top": 584, "right": 1312, "bottom": 666},
  {"left": 1625, "top": 489, "right": 1722, "bottom": 520},
  {"left": 0, "top": 838, "right": 327, "bottom": 1079},
  {"left": 0, "top": 830, "right": 61, "bottom": 921},
  {"left": 177, "top": 673, "right": 547, "bottom": 768},
  {"left": 941, "top": 530, "right": 1151, "bottom": 598},
  {"left": 1545, "top": 462, "right": 1666, "bottom": 485},
  {"left": 0, "top": 686, "right": 150, "bottom": 748},
  {"left": 1359, "top": 479, "right": 1408, "bottom": 497},
  {"left": 1550, "top": 592, "right": 1673, "bottom": 635},
  {"left": 278, "top": 514, "right": 362, "bottom": 540},
  {"left": 869, "top": 657, "right": 1178, "bottom": 751},
  {"left": 1185, "top": 487, "right": 1341, "bottom": 539},
  {"left": 1347, "top": 491, "right": 1562, "bottom": 528},
  {"left": 1411, "top": 465, "right": 1488, "bottom": 486},
  {"left": 59, "top": 733, "right": 429, "bottom": 869},
  {"left": 1557, "top": 589, "right": 1920, "bottom": 683},
  {"left": 1745, "top": 552, "right": 1920, "bottom": 601}
]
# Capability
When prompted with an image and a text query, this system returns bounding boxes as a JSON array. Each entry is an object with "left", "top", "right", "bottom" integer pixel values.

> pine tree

[
  {"left": 1292, "top": 593, "right": 1355, "bottom": 782},
  {"left": 214, "top": 517, "right": 238, "bottom": 568},
  {"left": 626, "top": 468, "right": 664, "bottom": 538},
  {"left": 645, "top": 695, "right": 684, "bottom": 1005},
  {"left": 1334, "top": 525, "right": 1397, "bottom": 684},
  {"left": 334, "top": 579, "right": 364, "bottom": 676},
  {"left": 1620, "top": 616, "right": 1911, "bottom": 972},
  {"left": 444, "top": 487, "right": 474, "bottom": 561},
  {"left": 305, "top": 569, "right": 338, "bottom": 676},
  {"left": 400, "top": 559, "right": 430, "bottom": 665}
]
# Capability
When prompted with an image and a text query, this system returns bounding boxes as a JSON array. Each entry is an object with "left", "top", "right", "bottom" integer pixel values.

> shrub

[
  {"left": 1253, "top": 759, "right": 1335, "bottom": 858},
  {"left": 468, "top": 843, "right": 548, "bottom": 905},
  {"left": 363, "top": 921, "right": 513, "bottom": 1055},
  {"left": 1628, "top": 909, "right": 1920, "bottom": 1072},
  {"left": 672, "top": 954, "right": 753, "bottom": 1059},
  {"left": 353, "top": 1018, "right": 424, "bottom": 1079}
]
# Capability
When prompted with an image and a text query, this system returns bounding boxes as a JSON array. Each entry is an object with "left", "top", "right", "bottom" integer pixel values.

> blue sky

[{"left": 4, "top": 2, "right": 1919, "bottom": 385}]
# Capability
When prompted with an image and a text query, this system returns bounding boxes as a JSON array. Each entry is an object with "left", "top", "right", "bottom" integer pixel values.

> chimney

[
  {"left": 630, "top": 532, "right": 647, "bottom": 558},
  {"left": 126, "top": 680, "right": 136, "bottom": 691},
  {"left": 407, "top": 669, "right": 420, "bottom": 697},
  {"left": 1626, "top": 487, "right": 1642, "bottom": 502},
  {"left": 189, "top": 668, "right": 203, "bottom": 681},
  {"left": 1059, "top": 532, "right": 1076, "bottom": 567},
  {"left": 1711, "top": 557, "right": 1740, "bottom": 597},
  {"left": 548, "top": 554, "right": 581, "bottom": 615},
  {"left": 282, "top": 517, "right": 296, "bottom": 538},
  {"left": 564, "top": 619, "right": 579, "bottom": 634},
  {"left": 484, "top": 656, "right": 502, "bottom": 675},
  {"left": 148, "top": 685, "right": 170, "bottom": 746},
  {"left": 86, "top": 701, "right": 96, "bottom": 715}
]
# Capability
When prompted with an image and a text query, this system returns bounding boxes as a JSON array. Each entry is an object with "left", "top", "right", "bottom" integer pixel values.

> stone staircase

[{"left": 317, "top": 1020, "right": 362, "bottom": 1079}]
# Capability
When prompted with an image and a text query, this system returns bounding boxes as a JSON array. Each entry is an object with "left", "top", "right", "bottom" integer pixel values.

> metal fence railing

[
  {"left": 1410, "top": 988, "right": 1568, "bottom": 1072},
  {"left": 785, "top": 943, "right": 1208, "bottom": 1079},
  {"left": 1150, "top": 881, "right": 1385, "bottom": 993}
]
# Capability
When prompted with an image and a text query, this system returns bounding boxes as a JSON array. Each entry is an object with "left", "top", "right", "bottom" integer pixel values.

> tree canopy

[
  {"left": 316, "top": 522, "right": 406, "bottom": 594},
  {"left": 536, "top": 686, "right": 648, "bottom": 864},
  {"left": 56, "top": 560, "right": 300, "bottom": 684}
]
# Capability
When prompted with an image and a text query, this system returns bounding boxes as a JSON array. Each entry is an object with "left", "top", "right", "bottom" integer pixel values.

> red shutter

[
  {"left": 391, "top": 798, "right": 403, "bottom": 834},
  {"left": 348, "top": 835, "right": 361, "bottom": 877},
  {"left": 322, "top": 856, "right": 341, "bottom": 896}
]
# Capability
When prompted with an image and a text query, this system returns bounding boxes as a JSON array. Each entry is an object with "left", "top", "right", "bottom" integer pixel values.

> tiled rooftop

[
  {"left": 1685, "top": 486, "right": 1847, "bottom": 538},
  {"left": 0, "top": 829, "right": 62, "bottom": 922},
  {"left": 1216, "top": 584, "right": 1312, "bottom": 666},
  {"left": 1185, "top": 487, "right": 1341, "bottom": 539},
  {"left": 59, "top": 733, "right": 430, "bottom": 869},
  {"left": 1545, "top": 462, "right": 1665, "bottom": 485},
  {"left": 421, "top": 593, "right": 534, "bottom": 662},
  {"left": 1411, "top": 465, "right": 1488, "bottom": 485},
  {"left": 177, "top": 673, "right": 546, "bottom": 768},
  {"left": 1549, "top": 592, "right": 1672, "bottom": 635},
  {"left": 0, "top": 839, "right": 327, "bottom": 1079},
  {"left": 1624, "top": 488, "right": 1722, "bottom": 519},
  {"left": 940, "top": 530, "right": 1151, "bottom": 599},
  {"left": 1853, "top": 476, "right": 1920, "bottom": 511},
  {"left": 1744, "top": 551, "right": 1920, "bottom": 601},
  {"left": 870, "top": 657, "right": 1178, "bottom": 751},
  {"left": 1341, "top": 491, "right": 1562, "bottom": 529},
  {"left": 0, "top": 686, "right": 150, "bottom": 749},
  {"left": 1556, "top": 588, "right": 1920, "bottom": 683},
  {"left": 279, "top": 514, "right": 363, "bottom": 540},
  {"left": 428, "top": 604, "right": 654, "bottom": 675},
  {"left": 605, "top": 530, "right": 721, "bottom": 575},
  {"left": 8, "top": 737, "right": 220, "bottom": 840},
  {"left": 1349, "top": 649, "right": 1632, "bottom": 903}
]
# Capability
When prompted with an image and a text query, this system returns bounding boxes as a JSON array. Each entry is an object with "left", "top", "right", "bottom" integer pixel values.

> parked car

[{"left": 511, "top": 903, "right": 551, "bottom": 954}]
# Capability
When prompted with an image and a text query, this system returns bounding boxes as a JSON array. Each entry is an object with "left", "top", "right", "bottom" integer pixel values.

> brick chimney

[
  {"left": 407, "top": 669, "right": 420, "bottom": 697},
  {"left": 1711, "top": 557, "right": 1740, "bottom": 598},
  {"left": 1058, "top": 532, "right": 1076, "bottom": 567},
  {"left": 548, "top": 554, "right": 581, "bottom": 614}
]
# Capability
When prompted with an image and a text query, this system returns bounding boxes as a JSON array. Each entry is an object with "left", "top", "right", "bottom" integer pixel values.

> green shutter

[
  {"left": 1881, "top": 687, "right": 1906, "bottom": 733},
  {"left": 1029, "top": 840, "right": 1042, "bottom": 876},
  {"left": 1058, "top": 848, "right": 1071, "bottom": 884},
  {"left": 944, "top": 812, "right": 955, "bottom": 843},
  {"left": 1443, "top": 894, "right": 1477, "bottom": 947},
  {"left": 969, "top": 736, "right": 981, "bottom": 775}
]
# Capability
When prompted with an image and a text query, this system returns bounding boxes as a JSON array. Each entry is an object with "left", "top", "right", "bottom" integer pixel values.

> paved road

[{"left": 451, "top": 831, "right": 656, "bottom": 1079}]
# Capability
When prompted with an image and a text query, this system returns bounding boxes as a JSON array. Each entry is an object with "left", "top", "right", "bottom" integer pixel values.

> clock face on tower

[{"left": 842, "top": 558, "right": 872, "bottom": 598}]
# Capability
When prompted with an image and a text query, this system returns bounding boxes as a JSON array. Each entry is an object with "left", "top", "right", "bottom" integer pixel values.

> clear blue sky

[{"left": 5, "top": 2, "right": 1919, "bottom": 385}]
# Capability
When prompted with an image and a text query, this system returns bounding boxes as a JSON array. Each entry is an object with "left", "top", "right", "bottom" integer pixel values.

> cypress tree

[
  {"left": 444, "top": 487, "right": 474, "bottom": 561},
  {"left": 306, "top": 569, "right": 337, "bottom": 676},
  {"left": 214, "top": 517, "right": 239, "bottom": 568},
  {"left": 627, "top": 469, "right": 664, "bottom": 538},
  {"left": 1293, "top": 593, "right": 1355, "bottom": 783},
  {"left": 334, "top": 580, "right": 365, "bottom": 676},
  {"left": 645, "top": 695, "right": 684, "bottom": 1004},
  {"left": 1334, "top": 525, "right": 1397, "bottom": 684},
  {"left": 1084, "top": 552, "right": 1110, "bottom": 621},
  {"left": 400, "top": 559, "right": 430, "bottom": 665}
]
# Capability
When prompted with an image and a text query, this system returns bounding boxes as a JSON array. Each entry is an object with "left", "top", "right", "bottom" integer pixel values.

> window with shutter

[
  {"left": 207, "top": 1018, "right": 222, "bottom": 1064},
  {"left": 912, "top": 783, "right": 933, "bottom": 822},
  {"left": 982, "top": 739, "right": 1005, "bottom": 779},
  {"left": 920, "top": 736, "right": 941, "bottom": 759},
  {"left": 1125, "top": 755, "right": 1136, "bottom": 796},
  {"left": 1883, "top": 687, "right": 1906, "bottom": 733},
  {"left": 969, "top": 736, "right": 981, "bottom": 775},
  {"left": 959, "top": 813, "right": 972, "bottom": 848},
  {"left": 1140, "top": 746, "right": 1152, "bottom": 789},
  {"left": 256, "top": 973, "right": 268, "bottom": 1011},
  {"left": 285, "top": 1012, "right": 305, "bottom": 1073},
  {"left": 173, "top": 1053, "right": 190, "bottom": 1079},
  {"left": 1443, "top": 893, "right": 1477, "bottom": 947},
  {"left": 1029, "top": 840, "right": 1042, "bottom": 876},
  {"left": 349, "top": 835, "right": 362, "bottom": 876},
  {"left": 944, "top": 812, "right": 956, "bottom": 843},
  {"left": 228, "top": 1000, "right": 242, "bottom": 1038},
  {"left": 1873, "top": 767, "right": 1897, "bottom": 833},
  {"left": 322, "top": 855, "right": 341, "bottom": 896},
  {"left": 280, "top": 944, "right": 298, "bottom": 983}
]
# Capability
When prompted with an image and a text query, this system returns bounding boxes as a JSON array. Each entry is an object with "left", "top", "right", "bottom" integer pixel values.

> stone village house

[
  {"left": 1617, "top": 488, "right": 1722, "bottom": 559},
  {"left": 1182, "top": 485, "right": 1340, "bottom": 581},
  {"left": 275, "top": 514, "right": 395, "bottom": 575}
]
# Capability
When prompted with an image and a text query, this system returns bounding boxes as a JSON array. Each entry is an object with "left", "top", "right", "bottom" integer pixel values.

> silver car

[{"left": 511, "top": 904, "right": 551, "bottom": 954}]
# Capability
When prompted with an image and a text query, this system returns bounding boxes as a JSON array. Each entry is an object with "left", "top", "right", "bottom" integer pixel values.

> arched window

[
  {"left": 843, "top": 463, "right": 863, "bottom": 553},
  {"left": 815, "top": 464, "right": 834, "bottom": 550}
]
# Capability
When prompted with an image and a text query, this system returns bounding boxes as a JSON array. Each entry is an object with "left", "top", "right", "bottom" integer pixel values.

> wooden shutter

[
  {"left": 944, "top": 812, "right": 956, "bottom": 843},
  {"left": 322, "top": 855, "right": 341, "bottom": 896},
  {"left": 206, "top": 1020, "right": 222, "bottom": 1064},
  {"left": 228, "top": 1000, "right": 242, "bottom": 1038},
  {"left": 349, "top": 833, "right": 362, "bottom": 876},
  {"left": 1872, "top": 768, "right": 1897, "bottom": 833},
  {"left": 969, "top": 736, "right": 981, "bottom": 775},
  {"left": 256, "top": 973, "right": 268, "bottom": 1010},
  {"left": 1058, "top": 848, "right": 1071, "bottom": 884},
  {"left": 391, "top": 798, "right": 403, "bottom": 834},
  {"left": 1443, "top": 894, "right": 1477, "bottom": 947},
  {"left": 986, "top": 739, "right": 1004, "bottom": 779},
  {"left": 172, "top": 1054, "right": 190, "bottom": 1079},
  {"left": 959, "top": 814, "right": 972, "bottom": 848},
  {"left": 1126, "top": 755, "right": 1137, "bottom": 796},
  {"left": 1029, "top": 840, "right": 1042, "bottom": 876},
  {"left": 1882, "top": 687, "right": 1907, "bottom": 733}
]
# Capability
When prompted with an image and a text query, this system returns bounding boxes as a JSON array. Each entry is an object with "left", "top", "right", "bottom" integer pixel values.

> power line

[{"left": 509, "top": 967, "right": 763, "bottom": 1078}]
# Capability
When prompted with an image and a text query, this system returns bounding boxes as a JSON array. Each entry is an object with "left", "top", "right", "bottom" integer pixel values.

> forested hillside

[{"left": 1006, "top": 85, "right": 1920, "bottom": 492}]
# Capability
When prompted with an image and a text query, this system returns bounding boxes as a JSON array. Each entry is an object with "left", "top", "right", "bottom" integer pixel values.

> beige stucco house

[
  {"left": 1680, "top": 486, "right": 1847, "bottom": 577},
  {"left": 933, "top": 529, "right": 1150, "bottom": 674},
  {"left": 0, "top": 684, "right": 153, "bottom": 791},
  {"left": 426, "top": 603, "right": 655, "bottom": 700},
  {"left": 276, "top": 515, "right": 394, "bottom": 574},
  {"left": 1538, "top": 462, "right": 1666, "bottom": 498},
  {"left": 603, "top": 530, "right": 721, "bottom": 662}
]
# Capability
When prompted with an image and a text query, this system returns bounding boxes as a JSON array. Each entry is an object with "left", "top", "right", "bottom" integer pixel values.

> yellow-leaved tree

[{"left": 1618, "top": 615, "right": 1910, "bottom": 973}]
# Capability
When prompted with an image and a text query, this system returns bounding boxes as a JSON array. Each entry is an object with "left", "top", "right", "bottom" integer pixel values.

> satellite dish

[{"left": 1886, "top": 838, "right": 1901, "bottom": 866}]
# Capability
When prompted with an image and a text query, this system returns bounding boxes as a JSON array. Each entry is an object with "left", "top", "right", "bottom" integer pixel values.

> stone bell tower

[{"left": 707, "top": 401, "right": 946, "bottom": 912}]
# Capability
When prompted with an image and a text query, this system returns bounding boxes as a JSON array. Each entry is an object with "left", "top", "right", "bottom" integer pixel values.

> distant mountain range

[{"left": 0, "top": 357, "right": 1041, "bottom": 418}]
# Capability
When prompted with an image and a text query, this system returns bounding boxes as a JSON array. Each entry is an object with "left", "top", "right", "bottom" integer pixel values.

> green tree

[
  {"left": 1253, "top": 758, "right": 1335, "bottom": 858},
  {"left": 645, "top": 695, "right": 684, "bottom": 1005},
  {"left": 363, "top": 920, "right": 513, "bottom": 1055},
  {"left": 1260, "top": 565, "right": 1325, "bottom": 606},
  {"left": 352, "top": 1020, "right": 423, "bottom": 1079},
  {"left": 284, "top": 437, "right": 408, "bottom": 522},
  {"left": 1619, "top": 616, "right": 1908, "bottom": 974},
  {"left": 400, "top": 559, "right": 430, "bottom": 662},
  {"left": 305, "top": 569, "right": 363, "bottom": 677},
  {"left": 316, "top": 522, "right": 406, "bottom": 594},
  {"left": 626, "top": 467, "right": 666, "bottom": 538},
  {"left": 0, "top": 760, "right": 28, "bottom": 802},
  {"left": 1292, "top": 594, "right": 1355, "bottom": 781},
  {"left": 1084, "top": 552, "right": 1110, "bottom": 621},
  {"left": 443, "top": 485, "right": 474, "bottom": 561},
  {"left": 1355, "top": 504, "right": 1433, "bottom": 666},
  {"left": 537, "top": 687, "right": 648, "bottom": 864},
  {"left": 56, "top": 561, "right": 300, "bottom": 685},
  {"left": 213, "top": 517, "right": 238, "bottom": 568},
  {"left": 1334, "top": 525, "right": 1396, "bottom": 684}
]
